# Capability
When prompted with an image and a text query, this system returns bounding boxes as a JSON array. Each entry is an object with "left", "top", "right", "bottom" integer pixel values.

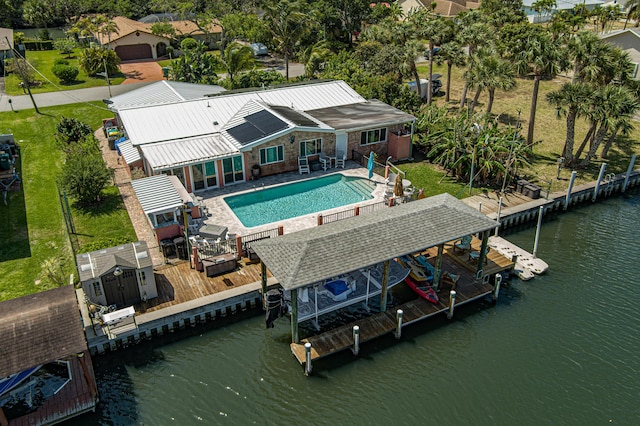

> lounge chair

[
  {"left": 319, "top": 152, "right": 330, "bottom": 171},
  {"left": 298, "top": 156, "right": 310, "bottom": 174},
  {"left": 469, "top": 246, "right": 490, "bottom": 264},
  {"left": 335, "top": 150, "right": 346, "bottom": 168},
  {"left": 385, "top": 172, "right": 397, "bottom": 187},
  {"left": 453, "top": 235, "right": 472, "bottom": 253}
]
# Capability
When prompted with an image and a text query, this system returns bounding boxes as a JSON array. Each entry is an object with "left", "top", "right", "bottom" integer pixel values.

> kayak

[
  {"left": 404, "top": 276, "right": 439, "bottom": 305},
  {"left": 397, "top": 256, "right": 429, "bottom": 282}
]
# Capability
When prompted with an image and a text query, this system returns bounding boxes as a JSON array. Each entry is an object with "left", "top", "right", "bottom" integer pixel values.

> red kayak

[{"left": 404, "top": 276, "right": 439, "bottom": 305}]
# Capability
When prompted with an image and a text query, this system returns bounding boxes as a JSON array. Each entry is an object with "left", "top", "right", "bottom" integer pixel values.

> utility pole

[
  {"left": 103, "top": 57, "right": 112, "bottom": 98},
  {"left": 6, "top": 36, "right": 39, "bottom": 114}
]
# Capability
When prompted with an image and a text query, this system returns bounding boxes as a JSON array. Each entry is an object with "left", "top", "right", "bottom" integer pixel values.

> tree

[
  {"left": 170, "top": 40, "right": 218, "bottom": 84},
  {"left": 413, "top": 12, "right": 453, "bottom": 104},
  {"left": 151, "top": 22, "right": 176, "bottom": 40},
  {"left": 465, "top": 49, "right": 516, "bottom": 114},
  {"left": 79, "top": 47, "right": 120, "bottom": 76},
  {"left": 233, "top": 69, "right": 286, "bottom": 89},
  {"left": 54, "top": 38, "right": 76, "bottom": 58},
  {"left": 624, "top": 0, "right": 640, "bottom": 29},
  {"left": 435, "top": 41, "right": 466, "bottom": 103},
  {"left": 58, "top": 137, "right": 112, "bottom": 205},
  {"left": 56, "top": 117, "right": 92, "bottom": 148},
  {"left": 216, "top": 42, "right": 255, "bottom": 86},
  {"left": 300, "top": 41, "right": 333, "bottom": 79},
  {"left": 531, "top": 0, "right": 556, "bottom": 24},
  {"left": 22, "top": 0, "right": 54, "bottom": 28},
  {"left": 264, "top": 0, "right": 309, "bottom": 80}
]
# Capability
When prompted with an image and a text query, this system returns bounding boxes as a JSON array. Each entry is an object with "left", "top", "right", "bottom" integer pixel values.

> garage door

[{"left": 115, "top": 44, "right": 152, "bottom": 61}]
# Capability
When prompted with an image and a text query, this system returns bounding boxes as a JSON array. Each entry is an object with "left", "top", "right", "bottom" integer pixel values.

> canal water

[{"left": 71, "top": 191, "right": 640, "bottom": 425}]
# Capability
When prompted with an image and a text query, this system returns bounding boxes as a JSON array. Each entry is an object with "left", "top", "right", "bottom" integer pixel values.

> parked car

[
  {"left": 424, "top": 47, "right": 441, "bottom": 59},
  {"left": 251, "top": 42, "right": 269, "bottom": 57},
  {"left": 407, "top": 75, "right": 443, "bottom": 99}
]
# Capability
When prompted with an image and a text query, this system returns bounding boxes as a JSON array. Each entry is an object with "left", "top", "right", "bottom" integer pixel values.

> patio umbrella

[
  {"left": 367, "top": 152, "right": 375, "bottom": 179},
  {"left": 394, "top": 172, "right": 404, "bottom": 196}
]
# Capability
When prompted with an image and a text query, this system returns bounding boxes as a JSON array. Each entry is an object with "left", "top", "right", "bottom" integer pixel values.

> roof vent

[
  {"left": 213, "top": 120, "right": 219, "bottom": 126},
  {"left": 136, "top": 251, "right": 149, "bottom": 260},
  {"left": 80, "top": 264, "right": 92, "bottom": 272}
]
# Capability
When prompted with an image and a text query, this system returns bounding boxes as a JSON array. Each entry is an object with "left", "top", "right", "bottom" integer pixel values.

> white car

[{"left": 251, "top": 42, "right": 268, "bottom": 57}]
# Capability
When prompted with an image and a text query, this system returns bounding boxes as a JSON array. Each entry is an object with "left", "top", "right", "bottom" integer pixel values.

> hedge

[{"left": 23, "top": 40, "right": 54, "bottom": 50}]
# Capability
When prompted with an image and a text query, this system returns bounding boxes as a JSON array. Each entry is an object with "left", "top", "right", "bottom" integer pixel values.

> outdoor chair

[
  {"left": 319, "top": 152, "right": 330, "bottom": 171},
  {"left": 469, "top": 247, "right": 490, "bottom": 264},
  {"left": 335, "top": 150, "right": 346, "bottom": 168},
  {"left": 453, "top": 235, "right": 472, "bottom": 253},
  {"left": 386, "top": 173, "right": 397, "bottom": 187},
  {"left": 298, "top": 156, "right": 310, "bottom": 174}
]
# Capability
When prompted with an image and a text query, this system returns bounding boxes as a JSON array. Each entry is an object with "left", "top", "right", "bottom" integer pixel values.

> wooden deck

[
  {"left": 461, "top": 190, "right": 533, "bottom": 215},
  {"left": 290, "top": 243, "right": 513, "bottom": 364},
  {"left": 9, "top": 352, "right": 97, "bottom": 426},
  {"left": 138, "top": 259, "right": 270, "bottom": 314}
]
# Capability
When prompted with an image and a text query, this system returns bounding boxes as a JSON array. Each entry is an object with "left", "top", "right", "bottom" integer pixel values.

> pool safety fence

[{"left": 319, "top": 200, "right": 388, "bottom": 225}]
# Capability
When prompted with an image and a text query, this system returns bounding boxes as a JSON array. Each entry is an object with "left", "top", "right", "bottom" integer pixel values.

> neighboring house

[
  {"left": 94, "top": 16, "right": 222, "bottom": 61},
  {"left": 0, "top": 27, "right": 13, "bottom": 73},
  {"left": 76, "top": 241, "right": 159, "bottom": 309},
  {"left": 602, "top": 28, "right": 640, "bottom": 79},
  {"left": 110, "top": 80, "right": 416, "bottom": 193},
  {"left": 398, "top": 0, "right": 480, "bottom": 17},
  {"left": 523, "top": 0, "right": 605, "bottom": 23},
  {"left": 0, "top": 285, "right": 98, "bottom": 425}
]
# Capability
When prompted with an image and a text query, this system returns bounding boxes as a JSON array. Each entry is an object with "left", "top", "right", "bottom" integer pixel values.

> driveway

[{"left": 119, "top": 60, "right": 164, "bottom": 84}]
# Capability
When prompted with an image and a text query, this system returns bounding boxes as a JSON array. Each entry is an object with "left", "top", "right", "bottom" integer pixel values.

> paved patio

[{"left": 197, "top": 164, "right": 390, "bottom": 237}]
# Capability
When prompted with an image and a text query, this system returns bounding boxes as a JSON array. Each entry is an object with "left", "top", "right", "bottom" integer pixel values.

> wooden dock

[{"left": 290, "top": 245, "right": 512, "bottom": 364}]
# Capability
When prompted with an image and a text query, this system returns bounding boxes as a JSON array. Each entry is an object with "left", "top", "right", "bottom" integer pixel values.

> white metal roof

[
  {"left": 118, "top": 139, "right": 141, "bottom": 164},
  {"left": 131, "top": 174, "right": 183, "bottom": 214},
  {"left": 141, "top": 134, "right": 239, "bottom": 170},
  {"left": 119, "top": 80, "right": 366, "bottom": 146},
  {"left": 107, "top": 81, "right": 225, "bottom": 111}
]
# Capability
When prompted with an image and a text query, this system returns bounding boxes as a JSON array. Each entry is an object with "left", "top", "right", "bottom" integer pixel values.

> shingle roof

[
  {"left": 0, "top": 285, "right": 88, "bottom": 377},
  {"left": 76, "top": 241, "right": 152, "bottom": 282},
  {"left": 251, "top": 193, "right": 498, "bottom": 290}
]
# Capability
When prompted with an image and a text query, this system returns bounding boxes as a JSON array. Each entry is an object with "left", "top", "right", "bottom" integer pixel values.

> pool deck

[{"left": 198, "top": 163, "right": 389, "bottom": 236}]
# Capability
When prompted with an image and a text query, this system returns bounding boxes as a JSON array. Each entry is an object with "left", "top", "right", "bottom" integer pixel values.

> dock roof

[
  {"left": 0, "top": 285, "right": 88, "bottom": 377},
  {"left": 250, "top": 193, "right": 498, "bottom": 291}
]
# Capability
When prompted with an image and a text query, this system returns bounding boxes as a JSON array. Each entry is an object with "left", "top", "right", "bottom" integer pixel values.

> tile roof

[
  {"left": 95, "top": 16, "right": 222, "bottom": 45},
  {"left": 250, "top": 193, "right": 498, "bottom": 290},
  {"left": 0, "top": 285, "right": 88, "bottom": 377}
]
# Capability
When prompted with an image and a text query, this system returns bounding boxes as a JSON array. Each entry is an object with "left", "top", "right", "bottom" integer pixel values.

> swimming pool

[{"left": 224, "top": 174, "right": 376, "bottom": 227}]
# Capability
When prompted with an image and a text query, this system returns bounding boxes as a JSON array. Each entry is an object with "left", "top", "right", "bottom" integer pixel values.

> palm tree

[
  {"left": 514, "top": 31, "right": 566, "bottom": 145},
  {"left": 546, "top": 82, "right": 593, "bottom": 166},
  {"left": 456, "top": 20, "right": 495, "bottom": 109},
  {"left": 217, "top": 42, "right": 256, "bottom": 85},
  {"left": 413, "top": 13, "right": 452, "bottom": 104},
  {"left": 465, "top": 49, "right": 516, "bottom": 114},
  {"left": 264, "top": 0, "right": 309, "bottom": 80},
  {"left": 435, "top": 41, "right": 466, "bottom": 103},
  {"left": 624, "top": 0, "right": 640, "bottom": 29}
]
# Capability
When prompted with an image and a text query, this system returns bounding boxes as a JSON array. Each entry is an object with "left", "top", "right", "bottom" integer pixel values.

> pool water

[{"left": 224, "top": 174, "right": 375, "bottom": 227}]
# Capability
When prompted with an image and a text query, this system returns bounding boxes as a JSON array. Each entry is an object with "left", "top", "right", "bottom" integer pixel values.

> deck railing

[
  {"left": 319, "top": 201, "right": 388, "bottom": 225},
  {"left": 351, "top": 150, "right": 406, "bottom": 180},
  {"left": 241, "top": 227, "right": 281, "bottom": 250}
]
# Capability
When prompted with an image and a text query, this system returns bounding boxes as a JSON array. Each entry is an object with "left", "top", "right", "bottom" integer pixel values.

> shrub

[
  {"left": 79, "top": 47, "right": 120, "bottom": 76},
  {"left": 58, "top": 138, "right": 112, "bottom": 205},
  {"left": 54, "top": 58, "right": 69, "bottom": 65},
  {"left": 52, "top": 64, "right": 79, "bottom": 83},
  {"left": 37, "top": 29, "right": 51, "bottom": 41},
  {"left": 56, "top": 117, "right": 93, "bottom": 146},
  {"left": 23, "top": 40, "right": 54, "bottom": 50},
  {"left": 79, "top": 237, "right": 134, "bottom": 253},
  {"left": 5, "top": 59, "right": 37, "bottom": 86},
  {"left": 54, "top": 38, "right": 76, "bottom": 58},
  {"left": 180, "top": 37, "right": 198, "bottom": 51}
]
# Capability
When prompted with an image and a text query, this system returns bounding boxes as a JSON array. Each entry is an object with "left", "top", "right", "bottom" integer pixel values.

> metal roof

[
  {"left": 107, "top": 81, "right": 226, "bottom": 111},
  {"left": 76, "top": 241, "right": 152, "bottom": 282},
  {"left": 0, "top": 285, "right": 88, "bottom": 377},
  {"left": 131, "top": 174, "right": 183, "bottom": 214},
  {"left": 141, "top": 134, "right": 239, "bottom": 170},
  {"left": 119, "top": 80, "right": 367, "bottom": 146},
  {"left": 250, "top": 193, "right": 498, "bottom": 291},
  {"left": 307, "top": 100, "right": 416, "bottom": 131},
  {"left": 118, "top": 139, "right": 141, "bottom": 164}
]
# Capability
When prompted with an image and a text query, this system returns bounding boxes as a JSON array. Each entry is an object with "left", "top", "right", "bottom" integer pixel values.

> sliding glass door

[{"left": 222, "top": 156, "right": 244, "bottom": 185}]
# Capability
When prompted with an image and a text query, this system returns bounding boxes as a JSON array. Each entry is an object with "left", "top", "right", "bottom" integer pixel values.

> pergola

[{"left": 251, "top": 193, "right": 498, "bottom": 342}]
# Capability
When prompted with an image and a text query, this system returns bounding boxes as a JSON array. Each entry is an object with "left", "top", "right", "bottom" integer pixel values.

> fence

[
  {"left": 319, "top": 201, "right": 388, "bottom": 225},
  {"left": 351, "top": 150, "right": 406, "bottom": 180},
  {"left": 57, "top": 184, "right": 80, "bottom": 269}
]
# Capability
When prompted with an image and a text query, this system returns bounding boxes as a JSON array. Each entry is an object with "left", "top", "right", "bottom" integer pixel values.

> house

[
  {"left": 602, "top": 28, "right": 640, "bottom": 78},
  {"left": 0, "top": 285, "right": 98, "bottom": 425},
  {"left": 398, "top": 0, "right": 480, "bottom": 18},
  {"left": 522, "top": 0, "right": 605, "bottom": 23},
  {"left": 76, "top": 241, "right": 158, "bottom": 309},
  {"left": 94, "top": 16, "right": 222, "bottom": 61},
  {"left": 111, "top": 80, "right": 416, "bottom": 193},
  {"left": 0, "top": 28, "right": 13, "bottom": 74}
]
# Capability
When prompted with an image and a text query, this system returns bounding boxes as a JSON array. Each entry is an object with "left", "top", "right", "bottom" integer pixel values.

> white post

[
  {"left": 495, "top": 197, "right": 503, "bottom": 237},
  {"left": 352, "top": 325, "right": 360, "bottom": 355},
  {"left": 304, "top": 342, "right": 312, "bottom": 376},
  {"left": 447, "top": 290, "right": 456, "bottom": 319},
  {"left": 623, "top": 154, "right": 636, "bottom": 192},
  {"left": 395, "top": 309, "right": 403, "bottom": 339},
  {"left": 564, "top": 171, "right": 577, "bottom": 210},
  {"left": 533, "top": 205, "right": 544, "bottom": 258},
  {"left": 493, "top": 273, "right": 502, "bottom": 302},
  {"left": 593, "top": 163, "right": 607, "bottom": 202}
]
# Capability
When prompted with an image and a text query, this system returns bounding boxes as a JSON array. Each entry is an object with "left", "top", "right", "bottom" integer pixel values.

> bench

[{"left": 202, "top": 253, "right": 237, "bottom": 277}]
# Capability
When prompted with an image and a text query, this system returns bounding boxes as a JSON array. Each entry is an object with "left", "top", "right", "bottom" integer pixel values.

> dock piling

[
  {"left": 495, "top": 197, "right": 503, "bottom": 237},
  {"left": 395, "top": 309, "right": 403, "bottom": 339},
  {"left": 533, "top": 206, "right": 544, "bottom": 258},
  {"left": 447, "top": 291, "right": 456, "bottom": 319},
  {"left": 304, "top": 342, "right": 312, "bottom": 376},
  {"left": 564, "top": 171, "right": 577, "bottom": 210},
  {"left": 493, "top": 273, "right": 502, "bottom": 303},
  {"left": 623, "top": 155, "right": 636, "bottom": 192},
  {"left": 352, "top": 326, "right": 360, "bottom": 355},
  {"left": 593, "top": 163, "right": 607, "bottom": 202}
]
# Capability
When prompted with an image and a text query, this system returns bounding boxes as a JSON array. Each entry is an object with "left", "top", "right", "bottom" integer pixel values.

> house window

[
  {"left": 192, "top": 161, "right": 217, "bottom": 191},
  {"left": 300, "top": 138, "right": 322, "bottom": 156},
  {"left": 155, "top": 211, "right": 176, "bottom": 227},
  {"left": 140, "top": 270, "right": 147, "bottom": 285},
  {"left": 360, "top": 128, "right": 387, "bottom": 145},
  {"left": 259, "top": 145, "right": 284, "bottom": 165},
  {"left": 166, "top": 167, "right": 185, "bottom": 186},
  {"left": 92, "top": 281, "right": 103, "bottom": 297}
]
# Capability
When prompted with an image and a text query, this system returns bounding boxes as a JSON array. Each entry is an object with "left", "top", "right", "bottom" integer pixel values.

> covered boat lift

[{"left": 251, "top": 193, "right": 499, "bottom": 346}]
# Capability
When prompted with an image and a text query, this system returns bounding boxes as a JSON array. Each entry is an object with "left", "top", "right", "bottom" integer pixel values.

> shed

[{"left": 77, "top": 241, "right": 157, "bottom": 309}]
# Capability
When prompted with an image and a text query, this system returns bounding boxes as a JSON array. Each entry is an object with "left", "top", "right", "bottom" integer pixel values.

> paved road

[{"left": 0, "top": 59, "right": 305, "bottom": 113}]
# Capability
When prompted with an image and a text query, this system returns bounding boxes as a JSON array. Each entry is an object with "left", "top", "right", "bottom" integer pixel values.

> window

[
  {"left": 92, "top": 281, "right": 103, "bottom": 297},
  {"left": 259, "top": 145, "right": 284, "bottom": 165},
  {"left": 300, "top": 138, "right": 322, "bottom": 156},
  {"left": 155, "top": 211, "right": 176, "bottom": 227},
  {"left": 192, "top": 161, "right": 217, "bottom": 191},
  {"left": 140, "top": 271, "right": 147, "bottom": 285},
  {"left": 360, "top": 128, "right": 387, "bottom": 145}
]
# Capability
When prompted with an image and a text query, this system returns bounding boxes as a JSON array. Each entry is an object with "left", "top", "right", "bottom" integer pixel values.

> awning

[
  {"left": 131, "top": 174, "right": 183, "bottom": 215},
  {"left": 140, "top": 135, "right": 239, "bottom": 170},
  {"left": 117, "top": 139, "right": 141, "bottom": 164}
]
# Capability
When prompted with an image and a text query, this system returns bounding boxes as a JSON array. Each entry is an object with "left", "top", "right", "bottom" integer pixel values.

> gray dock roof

[
  {"left": 250, "top": 193, "right": 497, "bottom": 290},
  {"left": 0, "top": 285, "right": 88, "bottom": 377}
]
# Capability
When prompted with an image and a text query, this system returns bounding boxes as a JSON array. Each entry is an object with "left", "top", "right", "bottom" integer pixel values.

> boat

[
  {"left": 412, "top": 254, "right": 435, "bottom": 281},
  {"left": 404, "top": 276, "right": 439, "bottom": 305},
  {"left": 397, "top": 256, "right": 429, "bottom": 282}
]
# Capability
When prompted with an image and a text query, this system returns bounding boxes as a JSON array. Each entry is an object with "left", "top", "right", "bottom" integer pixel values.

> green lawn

[
  {"left": 4, "top": 49, "right": 126, "bottom": 96},
  {"left": 0, "top": 103, "right": 135, "bottom": 301}
]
